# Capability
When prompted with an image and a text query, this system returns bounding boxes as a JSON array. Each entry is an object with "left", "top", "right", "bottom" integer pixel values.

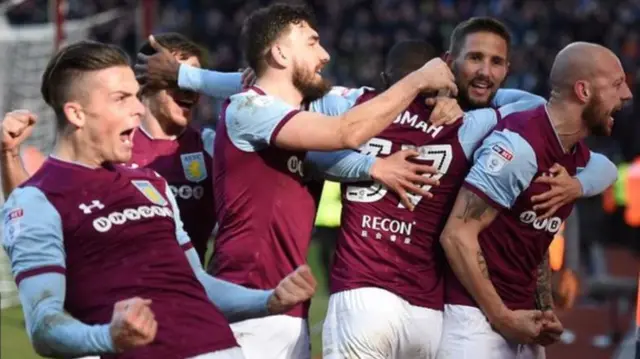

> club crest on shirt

[
  {"left": 486, "top": 143, "right": 514, "bottom": 174},
  {"left": 180, "top": 152, "right": 207, "bottom": 183},
  {"left": 132, "top": 180, "right": 168, "bottom": 206},
  {"left": 3, "top": 208, "right": 23, "bottom": 247}
]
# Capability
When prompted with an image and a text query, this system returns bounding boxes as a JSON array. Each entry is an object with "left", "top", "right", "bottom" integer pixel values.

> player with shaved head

[{"left": 438, "top": 42, "right": 631, "bottom": 359}]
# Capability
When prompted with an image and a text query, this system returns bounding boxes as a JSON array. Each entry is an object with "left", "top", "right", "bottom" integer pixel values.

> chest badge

[{"left": 181, "top": 152, "right": 208, "bottom": 183}]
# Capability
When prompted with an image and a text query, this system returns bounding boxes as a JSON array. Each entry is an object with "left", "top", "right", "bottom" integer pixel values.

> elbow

[
  {"left": 439, "top": 228, "right": 462, "bottom": 254},
  {"left": 30, "top": 327, "right": 54, "bottom": 357},
  {"left": 341, "top": 131, "right": 364, "bottom": 150}
]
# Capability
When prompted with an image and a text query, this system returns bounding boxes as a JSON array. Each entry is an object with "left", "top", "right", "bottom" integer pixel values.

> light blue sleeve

[
  {"left": 226, "top": 93, "right": 299, "bottom": 152},
  {"left": 491, "top": 89, "right": 546, "bottom": 107},
  {"left": 304, "top": 150, "right": 375, "bottom": 182},
  {"left": 165, "top": 183, "right": 272, "bottom": 323},
  {"left": 576, "top": 152, "right": 617, "bottom": 197},
  {"left": 465, "top": 130, "right": 539, "bottom": 209},
  {"left": 309, "top": 86, "right": 371, "bottom": 116},
  {"left": 201, "top": 127, "right": 215, "bottom": 157},
  {"left": 457, "top": 108, "right": 500, "bottom": 160},
  {"left": 2, "top": 187, "right": 114, "bottom": 357},
  {"left": 458, "top": 101, "right": 548, "bottom": 160},
  {"left": 177, "top": 64, "right": 243, "bottom": 99}
]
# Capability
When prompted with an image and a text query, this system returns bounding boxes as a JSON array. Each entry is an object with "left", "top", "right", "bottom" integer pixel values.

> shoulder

[{"left": 477, "top": 129, "right": 538, "bottom": 174}]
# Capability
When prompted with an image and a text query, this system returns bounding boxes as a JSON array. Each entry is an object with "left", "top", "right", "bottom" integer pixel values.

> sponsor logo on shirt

[
  {"left": 486, "top": 143, "right": 514, "bottom": 174},
  {"left": 93, "top": 205, "right": 173, "bottom": 233},
  {"left": 3, "top": 208, "right": 23, "bottom": 247},
  {"left": 519, "top": 210, "right": 562, "bottom": 234},
  {"left": 169, "top": 185, "right": 205, "bottom": 200}
]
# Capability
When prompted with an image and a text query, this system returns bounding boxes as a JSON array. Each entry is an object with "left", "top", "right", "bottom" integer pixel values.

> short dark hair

[
  {"left": 241, "top": 3, "right": 317, "bottom": 76},
  {"left": 448, "top": 17, "right": 511, "bottom": 57},
  {"left": 384, "top": 40, "right": 437, "bottom": 86},
  {"left": 138, "top": 32, "right": 206, "bottom": 66},
  {"left": 41, "top": 41, "right": 130, "bottom": 131}
]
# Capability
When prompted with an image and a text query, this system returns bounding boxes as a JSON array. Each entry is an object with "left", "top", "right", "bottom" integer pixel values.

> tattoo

[
  {"left": 456, "top": 189, "right": 496, "bottom": 223},
  {"left": 535, "top": 251, "right": 553, "bottom": 311},
  {"left": 477, "top": 250, "right": 490, "bottom": 278}
]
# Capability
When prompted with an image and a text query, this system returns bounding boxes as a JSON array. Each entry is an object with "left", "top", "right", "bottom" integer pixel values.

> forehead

[
  {"left": 284, "top": 20, "right": 318, "bottom": 42},
  {"left": 85, "top": 66, "right": 139, "bottom": 94},
  {"left": 460, "top": 31, "right": 508, "bottom": 58},
  {"left": 176, "top": 54, "right": 201, "bottom": 68}
]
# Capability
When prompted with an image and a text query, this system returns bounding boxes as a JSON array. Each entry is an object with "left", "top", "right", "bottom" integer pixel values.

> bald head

[{"left": 549, "top": 42, "right": 622, "bottom": 95}]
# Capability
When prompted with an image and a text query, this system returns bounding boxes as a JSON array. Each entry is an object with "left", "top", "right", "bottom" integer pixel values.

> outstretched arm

[
  {"left": 492, "top": 89, "right": 545, "bottom": 107},
  {"left": 576, "top": 152, "right": 617, "bottom": 197},
  {"left": 3, "top": 187, "right": 115, "bottom": 357},
  {"left": 164, "top": 183, "right": 314, "bottom": 322}
]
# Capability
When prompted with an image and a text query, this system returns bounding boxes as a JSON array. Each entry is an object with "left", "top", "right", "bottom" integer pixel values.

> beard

[
  {"left": 452, "top": 63, "right": 499, "bottom": 110},
  {"left": 582, "top": 96, "right": 611, "bottom": 136},
  {"left": 292, "top": 62, "right": 332, "bottom": 102}
]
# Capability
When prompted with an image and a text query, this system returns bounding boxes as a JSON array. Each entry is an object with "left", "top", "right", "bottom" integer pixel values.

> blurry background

[{"left": 0, "top": 0, "right": 638, "bottom": 358}]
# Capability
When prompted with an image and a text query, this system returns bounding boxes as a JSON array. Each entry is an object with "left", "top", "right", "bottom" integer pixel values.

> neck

[
  {"left": 141, "top": 98, "right": 184, "bottom": 139},
  {"left": 53, "top": 130, "right": 104, "bottom": 168},
  {"left": 255, "top": 70, "right": 303, "bottom": 107},
  {"left": 546, "top": 95, "right": 588, "bottom": 152}
]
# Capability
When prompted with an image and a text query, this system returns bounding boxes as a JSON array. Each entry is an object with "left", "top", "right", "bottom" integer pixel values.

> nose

[
  {"left": 319, "top": 45, "right": 330, "bottom": 65},
  {"left": 477, "top": 60, "right": 491, "bottom": 77},
  {"left": 623, "top": 82, "right": 633, "bottom": 101},
  {"left": 133, "top": 97, "right": 145, "bottom": 125}
]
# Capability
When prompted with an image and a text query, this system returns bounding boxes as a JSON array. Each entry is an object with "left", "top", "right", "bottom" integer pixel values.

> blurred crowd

[{"left": 6, "top": 0, "right": 640, "bottom": 160}]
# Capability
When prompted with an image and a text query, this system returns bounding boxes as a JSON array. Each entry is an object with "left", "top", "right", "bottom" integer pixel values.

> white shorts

[
  {"left": 230, "top": 315, "right": 310, "bottom": 359},
  {"left": 76, "top": 347, "right": 244, "bottom": 359},
  {"left": 322, "top": 287, "right": 442, "bottom": 359},
  {"left": 436, "top": 304, "right": 545, "bottom": 359}
]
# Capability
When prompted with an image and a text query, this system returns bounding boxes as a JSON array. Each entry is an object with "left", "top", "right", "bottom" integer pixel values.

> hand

[
  {"left": 531, "top": 163, "right": 583, "bottom": 219},
  {"left": 240, "top": 68, "right": 256, "bottom": 88},
  {"left": 109, "top": 297, "right": 157, "bottom": 352},
  {"left": 493, "top": 309, "right": 543, "bottom": 344},
  {"left": 425, "top": 96, "right": 463, "bottom": 126},
  {"left": 370, "top": 149, "right": 440, "bottom": 211},
  {"left": 134, "top": 35, "right": 181, "bottom": 90},
  {"left": 414, "top": 58, "right": 458, "bottom": 96},
  {"left": 1, "top": 110, "right": 37, "bottom": 156},
  {"left": 552, "top": 268, "right": 580, "bottom": 310},
  {"left": 267, "top": 265, "right": 317, "bottom": 315},
  {"left": 534, "top": 310, "right": 563, "bottom": 346}
]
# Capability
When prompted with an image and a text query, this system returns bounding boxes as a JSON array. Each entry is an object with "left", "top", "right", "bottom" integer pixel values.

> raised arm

[
  {"left": 439, "top": 130, "right": 542, "bottom": 342},
  {"left": 164, "top": 182, "right": 315, "bottom": 322},
  {"left": 1, "top": 110, "right": 38, "bottom": 197},
  {"left": 3, "top": 187, "right": 114, "bottom": 357},
  {"left": 273, "top": 59, "right": 456, "bottom": 151}
]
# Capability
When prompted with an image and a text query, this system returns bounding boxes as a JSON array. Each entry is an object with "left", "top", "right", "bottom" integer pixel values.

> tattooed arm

[
  {"left": 441, "top": 129, "right": 543, "bottom": 343},
  {"left": 440, "top": 187, "right": 504, "bottom": 321},
  {"left": 535, "top": 251, "right": 554, "bottom": 311}
]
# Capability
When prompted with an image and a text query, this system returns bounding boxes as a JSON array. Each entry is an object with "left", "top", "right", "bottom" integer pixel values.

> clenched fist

[
  {"left": 110, "top": 297, "right": 157, "bottom": 352},
  {"left": 1, "top": 110, "right": 37, "bottom": 155},
  {"left": 267, "top": 265, "right": 317, "bottom": 315}
]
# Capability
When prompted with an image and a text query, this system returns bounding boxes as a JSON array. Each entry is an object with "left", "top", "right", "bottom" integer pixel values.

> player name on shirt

[{"left": 393, "top": 110, "right": 444, "bottom": 138}]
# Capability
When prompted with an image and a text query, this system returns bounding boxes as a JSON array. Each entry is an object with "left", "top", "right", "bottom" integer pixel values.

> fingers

[
  {"left": 148, "top": 35, "right": 171, "bottom": 55},
  {"left": 411, "top": 163, "right": 439, "bottom": 175},
  {"left": 295, "top": 265, "right": 317, "bottom": 289},
  {"left": 398, "top": 148, "right": 420, "bottom": 160},
  {"left": 425, "top": 97, "right": 437, "bottom": 106},
  {"left": 396, "top": 187, "right": 414, "bottom": 211},
  {"left": 549, "top": 163, "right": 567, "bottom": 175},
  {"left": 404, "top": 172, "right": 439, "bottom": 188},
  {"left": 136, "top": 53, "right": 150, "bottom": 63}
]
